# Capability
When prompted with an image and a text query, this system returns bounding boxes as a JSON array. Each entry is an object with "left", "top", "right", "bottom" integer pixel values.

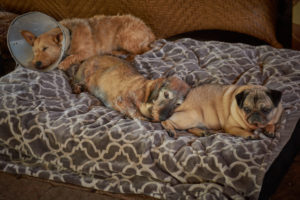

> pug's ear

[
  {"left": 235, "top": 91, "right": 248, "bottom": 109},
  {"left": 145, "top": 78, "right": 165, "bottom": 103},
  {"left": 267, "top": 89, "right": 282, "bottom": 107}
]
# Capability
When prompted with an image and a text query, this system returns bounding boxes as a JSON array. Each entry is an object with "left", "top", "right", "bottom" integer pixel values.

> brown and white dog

[
  {"left": 72, "top": 55, "right": 190, "bottom": 121},
  {"left": 21, "top": 14, "right": 155, "bottom": 71},
  {"left": 162, "top": 84, "right": 283, "bottom": 139}
]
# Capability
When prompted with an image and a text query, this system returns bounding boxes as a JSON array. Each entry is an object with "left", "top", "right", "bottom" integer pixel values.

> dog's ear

[
  {"left": 166, "top": 76, "right": 190, "bottom": 94},
  {"left": 235, "top": 91, "right": 248, "bottom": 109},
  {"left": 266, "top": 89, "right": 282, "bottom": 107},
  {"left": 21, "top": 30, "right": 36, "bottom": 46},
  {"left": 54, "top": 32, "right": 63, "bottom": 45},
  {"left": 144, "top": 78, "right": 165, "bottom": 103}
]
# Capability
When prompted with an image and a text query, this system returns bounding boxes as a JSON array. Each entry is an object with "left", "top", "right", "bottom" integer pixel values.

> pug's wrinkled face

[
  {"left": 235, "top": 87, "right": 282, "bottom": 128},
  {"left": 149, "top": 77, "right": 190, "bottom": 122}
]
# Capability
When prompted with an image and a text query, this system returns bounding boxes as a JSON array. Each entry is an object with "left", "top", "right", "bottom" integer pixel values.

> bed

[{"left": 0, "top": 1, "right": 299, "bottom": 200}]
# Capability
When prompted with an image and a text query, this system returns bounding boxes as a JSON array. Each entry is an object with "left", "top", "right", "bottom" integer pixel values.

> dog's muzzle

[
  {"left": 247, "top": 112, "right": 267, "bottom": 127},
  {"left": 159, "top": 104, "right": 175, "bottom": 121}
]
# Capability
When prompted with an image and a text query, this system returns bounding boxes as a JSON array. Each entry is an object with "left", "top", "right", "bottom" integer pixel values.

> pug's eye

[
  {"left": 261, "top": 107, "right": 271, "bottom": 114},
  {"left": 42, "top": 47, "right": 48, "bottom": 51},
  {"left": 164, "top": 91, "right": 169, "bottom": 99},
  {"left": 243, "top": 107, "right": 251, "bottom": 113}
]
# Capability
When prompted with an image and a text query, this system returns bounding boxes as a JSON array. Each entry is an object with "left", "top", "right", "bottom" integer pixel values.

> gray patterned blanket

[{"left": 1, "top": 39, "right": 300, "bottom": 200}]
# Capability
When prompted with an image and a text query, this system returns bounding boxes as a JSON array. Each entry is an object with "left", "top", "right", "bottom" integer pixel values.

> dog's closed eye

[
  {"left": 261, "top": 107, "right": 271, "bottom": 114},
  {"left": 42, "top": 47, "right": 48, "bottom": 51},
  {"left": 162, "top": 90, "right": 174, "bottom": 100},
  {"left": 164, "top": 91, "right": 169, "bottom": 99}
]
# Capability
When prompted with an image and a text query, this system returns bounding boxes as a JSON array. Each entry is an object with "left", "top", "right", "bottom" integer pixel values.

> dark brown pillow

[
  {"left": 0, "top": 11, "right": 18, "bottom": 59},
  {"left": 0, "top": 0, "right": 281, "bottom": 47},
  {"left": 134, "top": 0, "right": 282, "bottom": 48}
]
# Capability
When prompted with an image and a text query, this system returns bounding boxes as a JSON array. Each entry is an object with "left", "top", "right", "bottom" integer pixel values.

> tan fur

[
  {"left": 21, "top": 28, "right": 62, "bottom": 68},
  {"left": 161, "top": 84, "right": 283, "bottom": 139},
  {"left": 21, "top": 14, "right": 155, "bottom": 70},
  {"left": 73, "top": 55, "right": 190, "bottom": 121}
]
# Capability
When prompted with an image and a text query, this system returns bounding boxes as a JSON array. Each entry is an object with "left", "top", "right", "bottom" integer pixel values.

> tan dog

[
  {"left": 162, "top": 84, "right": 283, "bottom": 139},
  {"left": 73, "top": 55, "right": 190, "bottom": 121},
  {"left": 21, "top": 14, "right": 155, "bottom": 70}
]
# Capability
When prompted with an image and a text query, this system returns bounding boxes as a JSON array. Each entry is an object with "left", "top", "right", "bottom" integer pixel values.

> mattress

[{"left": 0, "top": 38, "right": 300, "bottom": 200}]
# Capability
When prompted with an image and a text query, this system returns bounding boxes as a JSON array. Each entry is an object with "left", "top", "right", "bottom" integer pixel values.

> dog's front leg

[
  {"left": 161, "top": 120, "right": 178, "bottom": 138},
  {"left": 225, "top": 126, "right": 259, "bottom": 140},
  {"left": 124, "top": 103, "right": 148, "bottom": 121},
  {"left": 59, "top": 53, "right": 89, "bottom": 71},
  {"left": 122, "top": 107, "right": 148, "bottom": 121},
  {"left": 129, "top": 111, "right": 148, "bottom": 121},
  {"left": 115, "top": 97, "right": 148, "bottom": 121}
]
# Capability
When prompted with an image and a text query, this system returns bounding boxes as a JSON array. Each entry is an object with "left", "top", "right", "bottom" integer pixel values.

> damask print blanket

[{"left": 0, "top": 38, "right": 300, "bottom": 200}]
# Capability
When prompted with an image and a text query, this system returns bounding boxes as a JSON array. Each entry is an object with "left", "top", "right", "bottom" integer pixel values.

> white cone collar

[{"left": 7, "top": 11, "right": 70, "bottom": 72}]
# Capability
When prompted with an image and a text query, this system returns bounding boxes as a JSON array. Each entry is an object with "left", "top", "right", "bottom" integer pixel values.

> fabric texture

[{"left": 0, "top": 39, "right": 300, "bottom": 200}]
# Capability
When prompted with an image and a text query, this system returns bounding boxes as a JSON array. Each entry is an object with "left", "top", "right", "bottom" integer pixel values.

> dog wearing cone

[{"left": 21, "top": 14, "right": 155, "bottom": 70}]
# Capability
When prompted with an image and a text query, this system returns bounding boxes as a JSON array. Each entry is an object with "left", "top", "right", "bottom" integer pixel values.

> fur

[{"left": 21, "top": 14, "right": 155, "bottom": 70}]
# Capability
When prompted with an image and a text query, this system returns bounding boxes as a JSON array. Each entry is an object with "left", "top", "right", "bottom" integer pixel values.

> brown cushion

[
  {"left": 0, "top": 11, "right": 18, "bottom": 59},
  {"left": 0, "top": 0, "right": 281, "bottom": 47}
]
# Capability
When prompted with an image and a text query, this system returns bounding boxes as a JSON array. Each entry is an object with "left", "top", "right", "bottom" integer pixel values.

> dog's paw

[
  {"left": 164, "top": 128, "right": 178, "bottom": 138},
  {"left": 58, "top": 62, "right": 70, "bottom": 71},
  {"left": 246, "top": 134, "right": 260, "bottom": 140},
  {"left": 203, "top": 130, "right": 217, "bottom": 137},
  {"left": 263, "top": 131, "right": 276, "bottom": 138},
  {"left": 262, "top": 124, "right": 276, "bottom": 138},
  {"left": 161, "top": 121, "right": 178, "bottom": 138},
  {"left": 72, "top": 84, "right": 84, "bottom": 94},
  {"left": 166, "top": 130, "right": 176, "bottom": 138}
]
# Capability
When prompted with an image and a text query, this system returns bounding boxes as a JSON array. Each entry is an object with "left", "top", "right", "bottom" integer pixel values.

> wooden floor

[
  {"left": 0, "top": 152, "right": 299, "bottom": 200},
  {"left": 270, "top": 151, "right": 300, "bottom": 200}
]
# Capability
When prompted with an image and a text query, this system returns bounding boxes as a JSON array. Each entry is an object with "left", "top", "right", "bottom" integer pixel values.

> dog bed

[{"left": 0, "top": 38, "right": 300, "bottom": 200}]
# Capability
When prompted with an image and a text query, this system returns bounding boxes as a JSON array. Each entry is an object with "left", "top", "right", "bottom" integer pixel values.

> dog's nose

[
  {"left": 159, "top": 107, "right": 173, "bottom": 121},
  {"left": 248, "top": 112, "right": 263, "bottom": 126},
  {"left": 35, "top": 61, "right": 42, "bottom": 68},
  {"left": 159, "top": 114, "right": 169, "bottom": 121}
]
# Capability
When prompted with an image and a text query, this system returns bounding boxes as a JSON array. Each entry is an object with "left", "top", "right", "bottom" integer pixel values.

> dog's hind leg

[
  {"left": 188, "top": 128, "right": 219, "bottom": 137},
  {"left": 110, "top": 50, "right": 135, "bottom": 62},
  {"left": 188, "top": 128, "right": 207, "bottom": 137},
  {"left": 117, "top": 23, "right": 155, "bottom": 55},
  {"left": 121, "top": 40, "right": 152, "bottom": 55}
]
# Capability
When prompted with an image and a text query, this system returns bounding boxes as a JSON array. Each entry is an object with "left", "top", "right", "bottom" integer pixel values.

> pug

[{"left": 161, "top": 84, "right": 283, "bottom": 139}]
